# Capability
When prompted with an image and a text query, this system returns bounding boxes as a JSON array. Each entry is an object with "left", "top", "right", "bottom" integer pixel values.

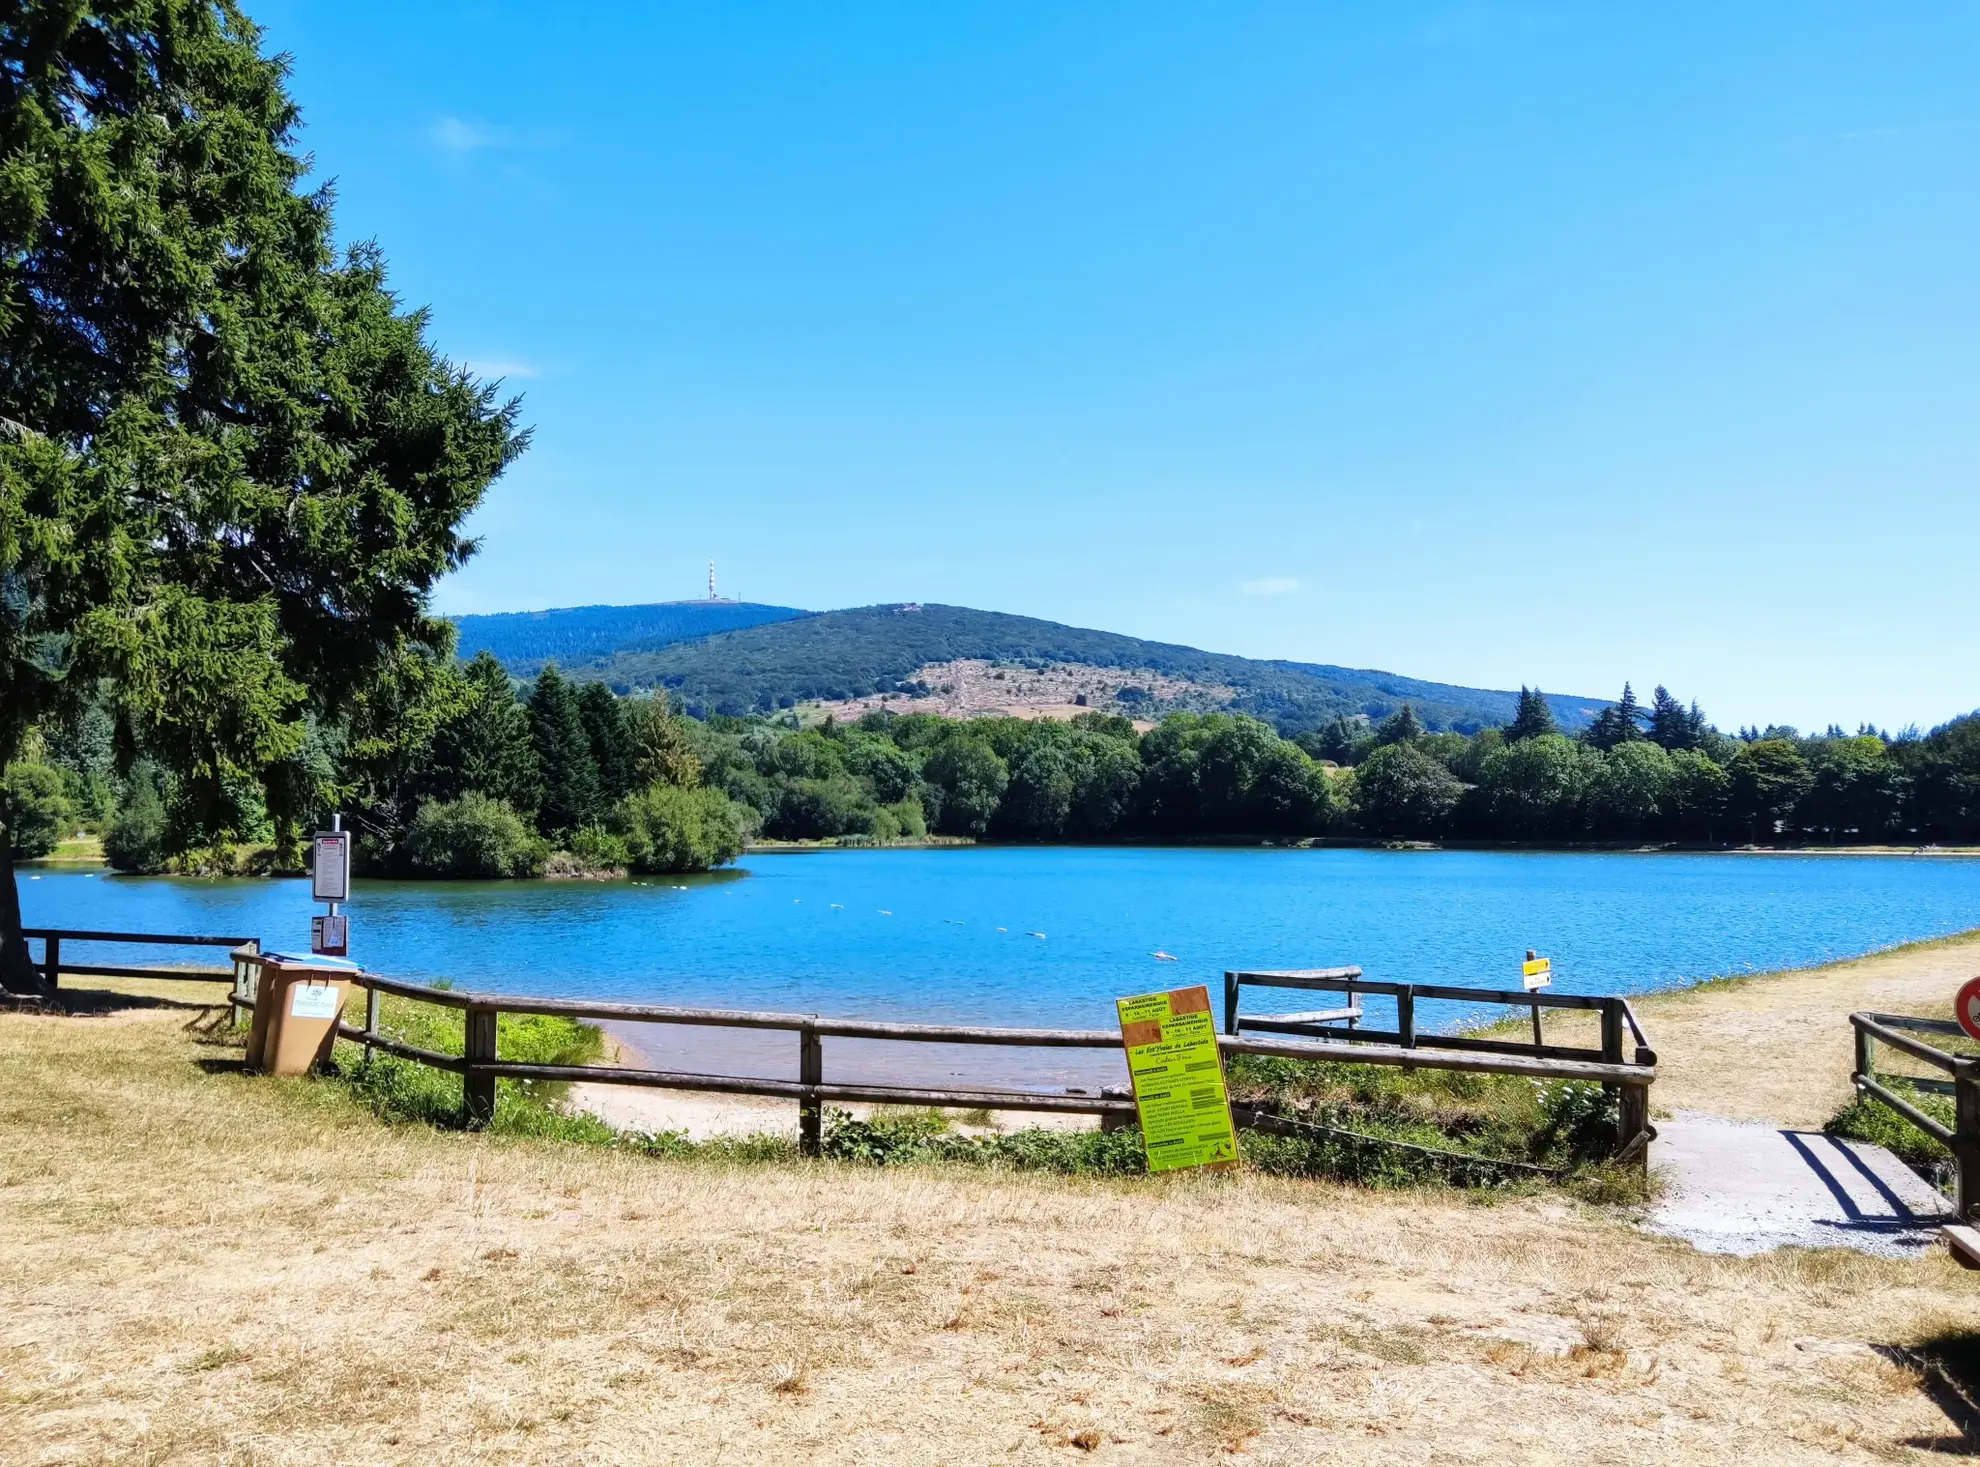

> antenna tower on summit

[{"left": 708, "top": 560, "right": 717, "bottom": 600}]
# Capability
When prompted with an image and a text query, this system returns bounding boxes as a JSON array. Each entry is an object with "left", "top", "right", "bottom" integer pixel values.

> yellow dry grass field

[{"left": 2, "top": 960, "right": 1977, "bottom": 1465}]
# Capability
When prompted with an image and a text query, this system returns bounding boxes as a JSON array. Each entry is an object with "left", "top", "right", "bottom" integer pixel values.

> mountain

[
  {"left": 476, "top": 600, "right": 1602, "bottom": 736},
  {"left": 451, "top": 600, "right": 805, "bottom": 676}
]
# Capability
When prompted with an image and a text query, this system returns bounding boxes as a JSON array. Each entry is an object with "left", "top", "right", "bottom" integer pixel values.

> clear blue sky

[{"left": 253, "top": 2, "right": 1978, "bottom": 732}]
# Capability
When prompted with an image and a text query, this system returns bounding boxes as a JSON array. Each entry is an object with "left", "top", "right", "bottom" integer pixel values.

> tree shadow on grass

[
  {"left": 41, "top": 987, "right": 224, "bottom": 1016},
  {"left": 1880, "top": 1329, "right": 1980, "bottom": 1454}
]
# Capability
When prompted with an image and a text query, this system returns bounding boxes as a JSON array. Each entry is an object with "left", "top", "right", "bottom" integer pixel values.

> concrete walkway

[{"left": 1649, "top": 1111, "right": 1954, "bottom": 1257}]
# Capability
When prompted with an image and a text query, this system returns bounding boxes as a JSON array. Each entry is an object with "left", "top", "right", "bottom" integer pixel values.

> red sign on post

[{"left": 1956, "top": 976, "right": 1980, "bottom": 1044}]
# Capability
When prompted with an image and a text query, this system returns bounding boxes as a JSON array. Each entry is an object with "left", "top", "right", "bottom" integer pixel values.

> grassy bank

[{"left": 2, "top": 982, "right": 1974, "bottom": 1463}]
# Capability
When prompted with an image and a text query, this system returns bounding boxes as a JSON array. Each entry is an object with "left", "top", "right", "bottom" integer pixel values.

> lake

[{"left": 21, "top": 848, "right": 1980, "bottom": 1036}]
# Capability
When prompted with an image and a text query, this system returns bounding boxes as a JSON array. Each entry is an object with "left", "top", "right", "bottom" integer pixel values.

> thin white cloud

[
  {"left": 1241, "top": 576, "right": 1301, "bottom": 597},
  {"left": 464, "top": 358, "right": 540, "bottom": 381},
  {"left": 429, "top": 115, "right": 506, "bottom": 153}
]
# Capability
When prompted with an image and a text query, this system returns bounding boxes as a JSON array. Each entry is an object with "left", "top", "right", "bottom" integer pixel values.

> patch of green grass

[{"left": 1825, "top": 1077, "right": 1954, "bottom": 1168}]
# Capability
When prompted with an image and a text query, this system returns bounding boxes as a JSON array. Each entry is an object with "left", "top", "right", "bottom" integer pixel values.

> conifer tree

[
  {"left": 0, "top": 3, "right": 524, "bottom": 990},
  {"left": 1508, "top": 687, "right": 1558, "bottom": 743},
  {"left": 1647, "top": 685, "right": 1704, "bottom": 751},
  {"left": 1375, "top": 704, "right": 1423, "bottom": 745},
  {"left": 428, "top": 653, "right": 541, "bottom": 816},
  {"left": 577, "top": 681, "right": 636, "bottom": 805},
  {"left": 1585, "top": 683, "right": 1645, "bottom": 751},
  {"left": 529, "top": 666, "right": 600, "bottom": 838}
]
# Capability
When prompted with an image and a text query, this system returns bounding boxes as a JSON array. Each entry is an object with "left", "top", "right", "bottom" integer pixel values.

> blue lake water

[{"left": 20, "top": 848, "right": 1980, "bottom": 1037}]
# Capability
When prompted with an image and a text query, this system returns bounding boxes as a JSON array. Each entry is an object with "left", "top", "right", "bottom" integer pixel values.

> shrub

[
  {"left": 405, "top": 793, "right": 546, "bottom": 878},
  {"left": 103, "top": 763, "right": 171, "bottom": 872},
  {"left": 614, "top": 783, "right": 745, "bottom": 872},
  {"left": 2, "top": 761, "right": 71, "bottom": 858}
]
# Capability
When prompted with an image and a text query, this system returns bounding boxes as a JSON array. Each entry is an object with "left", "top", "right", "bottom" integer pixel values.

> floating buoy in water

[
  {"left": 830, "top": 903, "right": 843, "bottom": 909},
  {"left": 878, "top": 909, "right": 892, "bottom": 916},
  {"left": 1152, "top": 950, "right": 1177, "bottom": 961},
  {"left": 1026, "top": 931, "right": 1046, "bottom": 939},
  {"left": 996, "top": 926, "right": 1007, "bottom": 932}
]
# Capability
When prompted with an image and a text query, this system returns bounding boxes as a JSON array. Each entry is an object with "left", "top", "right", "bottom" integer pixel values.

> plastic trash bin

[{"left": 246, "top": 952, "right": 361, "bottom": 1076}]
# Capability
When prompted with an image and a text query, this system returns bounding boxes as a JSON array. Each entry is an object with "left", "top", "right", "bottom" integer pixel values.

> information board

[
  {"left": 1116, "top": 985, "right": 1240, "bottom": 1174},
  {"left": 311, "top": 831, "right": 351, "bottom": 903}
]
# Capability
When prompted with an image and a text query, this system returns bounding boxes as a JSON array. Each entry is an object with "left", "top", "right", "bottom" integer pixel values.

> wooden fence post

[
  {"left": 364, "top": 985, "right": 380, "bottom": 1068},
  {"left": 1223, "top": 973, "right": 1240, "bottom": 1036},
  {"left": 1852, "top": 1019, "right": 1873, "bottom": 1089},
  {"left": 463, "top": 1006, "right": 498, "bottom": 1129},
  {"left": 1396, "top": 987, "right": 1416, "bottom": 1050},
  {"left": 42, "top": 934, "right": 59, "bottom": 991},
  {"left": 1956, "top": 1059, "right": 1980, "bottom": 1224},
  {"left": 798, "top": 1023, "right": 823, "bottom": 1158}
]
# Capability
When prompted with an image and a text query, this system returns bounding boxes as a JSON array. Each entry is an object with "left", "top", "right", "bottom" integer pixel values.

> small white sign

[
  {"left": 312, "top": 831, "right": 351, "bottom": 903},
  {"left": 1522, "top": 956, "right": 1553, "bottom": 991},
  {"left": 289, "top": 983, "right": 343, "bottom": 1020},
  {"left": 311, "top": 913, "right": 348, "bottom": 956}
]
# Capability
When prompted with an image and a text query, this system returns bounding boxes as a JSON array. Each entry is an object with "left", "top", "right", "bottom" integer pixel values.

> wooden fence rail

[
  {"left": 1848, "top": 1010, "right": 1980, "bottom": 1223},
  {"left": 25, "top": 928, "right": 259, "bottom": 989},
  {"left": 211, "top": 949, "right": 1657, "bottom": 1161}
]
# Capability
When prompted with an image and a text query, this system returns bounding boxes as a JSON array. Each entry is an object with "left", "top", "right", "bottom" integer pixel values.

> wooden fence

[
  {"left": 1848, "top": 1010, "right": 1980, "bottom": 1226},
  {"left": 24, "top": 928, "right": 259, "bottom": 989},
  {"left": 1227, "top": 967, "right": 1657, "bottom": 1159},
  {"left": 26, "top": 928, "right": 1659, "bottom": 1167},
  {"left": 216, "top": 948, "right": 1657, "bottom": 1163}
]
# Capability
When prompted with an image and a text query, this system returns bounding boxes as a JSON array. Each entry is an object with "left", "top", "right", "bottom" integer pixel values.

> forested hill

[
  {"left": 452, "top": 600, "right": 805, "bottom": 676},
  {"left": 504, "top": 601, "right": 1601, "bottom": 736}
]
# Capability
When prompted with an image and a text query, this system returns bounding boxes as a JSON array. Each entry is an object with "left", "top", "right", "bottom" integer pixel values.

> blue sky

[{"left": 254, "top": 2, "right": 1978, "bottom": 731}]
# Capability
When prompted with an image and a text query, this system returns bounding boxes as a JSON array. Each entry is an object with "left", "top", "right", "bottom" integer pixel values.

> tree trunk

[{"left": 0, "top": 786, "right": 52, "bottom": 995}]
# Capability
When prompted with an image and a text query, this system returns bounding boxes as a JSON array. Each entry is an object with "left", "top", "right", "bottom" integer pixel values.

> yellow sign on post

[
  {"left": 1522, "top": 954, "right": 1553, "bottom": 991},
  {"left": 1116, "top": 985, "right": 1240, "bottom": 1174}
]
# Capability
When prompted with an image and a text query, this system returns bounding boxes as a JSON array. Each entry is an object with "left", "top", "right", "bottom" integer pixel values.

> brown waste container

[{"left": 246, "top": 952, "right": 361, "bottom": 1076}]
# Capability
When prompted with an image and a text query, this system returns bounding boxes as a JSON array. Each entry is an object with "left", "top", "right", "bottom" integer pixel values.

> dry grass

[
  {"left": 1523, "top": 927, "right": 1980, "bottom": 1128},
  {"left": 2, "top": 981, "right": 1977, "bottom": 1463}
]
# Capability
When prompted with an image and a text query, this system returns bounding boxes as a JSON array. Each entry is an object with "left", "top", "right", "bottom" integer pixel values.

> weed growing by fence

[{"left": 1825, "top": 1077, "right": 1954, "bottom": 1167}]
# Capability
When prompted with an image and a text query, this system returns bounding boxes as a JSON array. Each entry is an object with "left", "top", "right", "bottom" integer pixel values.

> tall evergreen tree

[
  {"left": 1647, "top": 685, "right": 1704, "bottom": 751},
  {"left": 577, "top": 680, "right": 636, "bottom": 804},
  {"left": 428, "top": 652, "right": 541, "bottom": 815},
  {"left": 0, "top": 3, "right": 524, "bottom": 989},
  {"left": 1507, "top": 687, "right": 1557, "bottom": 743},
  {"left": 1584, "top": 683, "right": 1645, "bottom": 751},
  {"left": 528, "top": 666, "right": 600, "bottom": 837},
  {"left": 1375, "top": 704, "right": 1423, "bottom": 746}
]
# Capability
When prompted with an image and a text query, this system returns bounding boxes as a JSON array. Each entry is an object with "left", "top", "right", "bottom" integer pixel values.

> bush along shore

[
  {"left": 322, "top": 989, "right": 1643, "bottom": 1201},
  {"left": 14, "top": 664, "right": 1980, "bottom": 882}
]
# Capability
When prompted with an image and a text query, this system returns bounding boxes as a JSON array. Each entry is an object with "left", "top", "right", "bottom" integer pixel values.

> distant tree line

[{"left": 13, "top": 666, "right": 1980, "bottom": 877}]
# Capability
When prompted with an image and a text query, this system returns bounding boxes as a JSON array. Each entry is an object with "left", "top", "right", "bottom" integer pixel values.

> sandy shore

[{"left": 567, "top": 1019, "right": 1123, "bottom": 1139}]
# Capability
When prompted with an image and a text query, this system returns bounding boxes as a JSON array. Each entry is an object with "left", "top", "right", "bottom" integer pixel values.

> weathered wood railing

[
  {"left": 1227, "top": 967, "right": 1658, "bottom": 1158},
  {"left": 49, "top": 933, "right": 1657, "bottom": 1165},
  {"left": 1848, "top": 1010, "right": 1980, "bottom": 1224},
  {"left": 215, "top": 960, "right": 1656, "bottom": 1162},
  {"left": 24, "top": 928, "right": 259, "bottom": 989}
]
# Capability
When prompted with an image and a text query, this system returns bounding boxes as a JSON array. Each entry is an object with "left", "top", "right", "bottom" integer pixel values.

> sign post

[
  {"left": 311, "top": 817, "right": 351, "bottom": 958},
  {"left": 1115, "top": 985, "right": 1240, "bottom": 1174},
  {"left": 1522, "top": 950, "right": 1552, "bottom": 1048}
]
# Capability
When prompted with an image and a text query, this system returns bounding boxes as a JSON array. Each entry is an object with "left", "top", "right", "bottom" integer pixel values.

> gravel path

[{"left": 1648, "top": 1110, "right": 1952, "bottom": 1257}]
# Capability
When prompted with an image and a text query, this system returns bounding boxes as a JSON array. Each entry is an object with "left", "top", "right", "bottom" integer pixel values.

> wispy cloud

[
  {"left": 464, "top": 358, "right": 541, "bottom": 382},
  {"left": 1241, "top": 576, "right": 1301, "bottom": 597},
  {"left": 429, "top": 115, "right": 507, "bottom": 153}
]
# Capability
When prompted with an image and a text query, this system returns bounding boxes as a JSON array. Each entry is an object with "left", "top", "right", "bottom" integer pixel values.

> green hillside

[{"left": 546, "top": 602, "right": 1599, "bottom": 735}]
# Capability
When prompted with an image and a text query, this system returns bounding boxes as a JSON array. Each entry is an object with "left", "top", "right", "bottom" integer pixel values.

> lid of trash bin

[{"left": 261, "top": 952, "right": 362, "bottom": 971}]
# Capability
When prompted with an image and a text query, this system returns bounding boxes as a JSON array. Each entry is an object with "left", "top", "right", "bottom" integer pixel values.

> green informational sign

[{"left": 1116, "top": 985, "right": 1240, "bottom": 1174}]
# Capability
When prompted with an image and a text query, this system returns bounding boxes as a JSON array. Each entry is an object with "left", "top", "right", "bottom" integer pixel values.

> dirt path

[{"left": 1629, "top": 931, "right": 1980, "bottom": 1128}]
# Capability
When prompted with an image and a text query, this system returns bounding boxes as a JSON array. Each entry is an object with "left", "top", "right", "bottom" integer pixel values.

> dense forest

[
  {"left": 10, "top": 658, "right": 1980, "bottom": 879},
  {"left": 513, "top": 602, "right": 1603, "bottom": 736}
]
